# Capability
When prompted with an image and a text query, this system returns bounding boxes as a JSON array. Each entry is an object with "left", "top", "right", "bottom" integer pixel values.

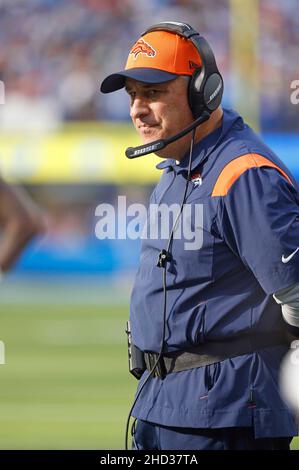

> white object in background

[{"left": 279, "top": 341, "right": 299, "bottom": 414}]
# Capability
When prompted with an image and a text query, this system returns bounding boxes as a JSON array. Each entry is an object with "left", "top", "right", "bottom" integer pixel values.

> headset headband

[{"left": 142, "top": 21, "right": 220, "bottom": 80}]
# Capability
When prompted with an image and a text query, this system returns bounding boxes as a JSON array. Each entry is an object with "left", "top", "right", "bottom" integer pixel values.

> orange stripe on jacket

[{"left": 211, "top": 153, "right": 293, "bottom": 197}]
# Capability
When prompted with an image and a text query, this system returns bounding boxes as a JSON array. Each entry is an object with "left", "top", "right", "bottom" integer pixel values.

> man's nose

[{"left": 130, "top": 97, "right": 150, "bottom": 120}]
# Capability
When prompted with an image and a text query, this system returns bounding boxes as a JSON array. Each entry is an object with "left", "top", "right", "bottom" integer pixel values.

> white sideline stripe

[{"left": 0, "top": 281, "right": 130, "bottom": 305}]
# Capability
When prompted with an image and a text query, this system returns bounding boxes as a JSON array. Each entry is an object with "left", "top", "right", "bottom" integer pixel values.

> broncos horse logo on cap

[{"left": 130, "top": 39, "right": 156, "bottom": 60}]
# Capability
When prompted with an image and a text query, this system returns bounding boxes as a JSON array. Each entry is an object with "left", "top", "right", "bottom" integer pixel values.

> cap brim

[{"left": 100, "top": 68, "right": 178, "bottom": 93}]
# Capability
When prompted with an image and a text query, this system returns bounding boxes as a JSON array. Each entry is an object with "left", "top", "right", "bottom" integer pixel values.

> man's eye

[{"left": 148, "top": 89, "right": 159, "bottom": 96}]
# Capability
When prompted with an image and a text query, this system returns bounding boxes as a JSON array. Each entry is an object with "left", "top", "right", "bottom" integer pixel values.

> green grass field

[
  {"left": 0, "top": 295, "right": 135, "bottom": 449},
  {"left": 0, "top": 281, "right": 298, "bottom": 449}
]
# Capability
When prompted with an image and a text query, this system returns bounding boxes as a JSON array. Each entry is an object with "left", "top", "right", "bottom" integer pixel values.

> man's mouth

[{"left": 138, "top": 124, "right": 160, "bottom": 135}]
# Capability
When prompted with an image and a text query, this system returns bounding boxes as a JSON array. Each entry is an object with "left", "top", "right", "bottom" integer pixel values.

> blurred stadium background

[{"left": 0, "top": 0, "right": 298, "bottom": 449}]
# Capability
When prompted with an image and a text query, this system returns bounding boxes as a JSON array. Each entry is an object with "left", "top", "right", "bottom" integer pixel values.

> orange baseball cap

[{"left": 100, "top": 30, "right": 202, "bottom": 93}]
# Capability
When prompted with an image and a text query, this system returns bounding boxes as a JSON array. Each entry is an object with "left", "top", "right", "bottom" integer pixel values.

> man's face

[{"left": 125, "top": 76, "right": 194, "bottom": 159}]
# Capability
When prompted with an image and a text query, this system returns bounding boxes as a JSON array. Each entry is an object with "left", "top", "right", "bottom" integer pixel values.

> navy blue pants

[{"left": 132, "top": 420, "right": 292, "bottom": 450}]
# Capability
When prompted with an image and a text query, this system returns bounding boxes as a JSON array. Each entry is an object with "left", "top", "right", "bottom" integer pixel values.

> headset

[
  {"left": 125, "top": 22, "right": 224, "bottom": 450},
  {"left": 125, "top": 21, "right": 223, "bottom": 159}
]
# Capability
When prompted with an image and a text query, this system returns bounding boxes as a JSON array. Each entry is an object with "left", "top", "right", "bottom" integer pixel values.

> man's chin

[
  {"left": 139, "top": 128, "right": 163, "bottom": 143},
  {"left": 138, "top": 130, "right": 176, "bottom": 158},
  {"left": 140, "top": 136, "right": 157, "bottom": 145},
  {"left": 139, "top": 136, "right": 169, "bottom": 159},
  {"left": 154, "top": 148, "right": 170, "bottom": 159}
]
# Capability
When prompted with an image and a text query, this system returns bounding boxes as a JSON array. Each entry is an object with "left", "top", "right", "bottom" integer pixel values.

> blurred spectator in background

[
  {"left": 0, "top": 177, "right": 45, "bottom": 272},
  {"left": 0, "top": 0, "right": 298, "bottom": 131}
]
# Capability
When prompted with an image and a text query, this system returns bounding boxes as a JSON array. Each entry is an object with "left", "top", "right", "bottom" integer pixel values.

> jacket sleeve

[{"left": 218, "top": 166, "right": 299, "bottom": 294}]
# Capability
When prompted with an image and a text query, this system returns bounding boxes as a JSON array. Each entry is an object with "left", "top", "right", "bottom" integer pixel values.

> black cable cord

[
  {"left": 124, "top": 129, "right": 196, "bottom": 450},
  {"left": 166, "top": 128, "right": 195, "bottom": 255}
]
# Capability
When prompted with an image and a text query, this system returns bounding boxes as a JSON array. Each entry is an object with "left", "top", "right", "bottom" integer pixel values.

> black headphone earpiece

[{"left": 142, "top": 21, "right": 223, "bottom": 119}]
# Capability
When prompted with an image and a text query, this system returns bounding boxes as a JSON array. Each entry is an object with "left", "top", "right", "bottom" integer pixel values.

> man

[
  {"left": 0, "top": 177, "right": 45, "bottom": 273},
  {"left": 101, "top": 22, "right": 299, "bottom": 450}
]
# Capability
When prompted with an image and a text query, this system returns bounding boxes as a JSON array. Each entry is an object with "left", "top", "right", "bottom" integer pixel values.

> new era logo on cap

[{"left": 189, "top": 60, "right": 200, "bottom": 70}]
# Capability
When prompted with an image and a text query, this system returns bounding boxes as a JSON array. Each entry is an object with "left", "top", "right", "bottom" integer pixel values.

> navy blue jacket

[{"left": 130, "top": 108, "right": 299, "bottom": 438}]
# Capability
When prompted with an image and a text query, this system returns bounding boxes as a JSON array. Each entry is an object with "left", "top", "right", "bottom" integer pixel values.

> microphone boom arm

[{"left": 125, "top": 111, "right": 210, "bottom": 159}]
